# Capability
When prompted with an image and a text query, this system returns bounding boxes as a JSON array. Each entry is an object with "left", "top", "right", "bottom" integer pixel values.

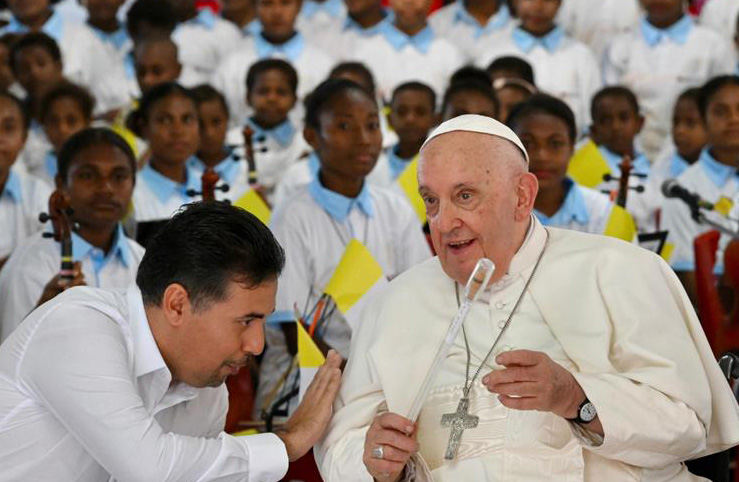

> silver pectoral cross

[{"left": 440, "top": 397, "right": 479, "bottom": 460}]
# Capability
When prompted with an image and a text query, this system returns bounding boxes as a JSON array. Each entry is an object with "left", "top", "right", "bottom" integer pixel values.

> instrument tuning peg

[
  {"left": 39, "top": 212, "right": 51, "bottom": 223},
  {"left": 631, "top": 185, "right": 645, "bottom": 193},
  {"left": 42, "top": 232, "right": 53, "bottom": 238},
  {"left": 602, "top": 173, "right": 615, "bottom": 182},
  {"left": 186, "top": 188, "right": 201, "bottom": 197},
  {"left": 218, "top": 183, "right": 230, "bottom": 193}
]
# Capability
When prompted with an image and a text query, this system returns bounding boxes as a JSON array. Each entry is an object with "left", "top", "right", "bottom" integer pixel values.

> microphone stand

[{"left": 692, "top": 206, "right": 739, "bottom": 240}]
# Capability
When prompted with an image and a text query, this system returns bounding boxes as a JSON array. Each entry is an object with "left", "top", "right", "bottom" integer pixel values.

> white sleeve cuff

[
  {"left": 569, "top": 421, "right": 604, "bottom": 448},
  {"left": 236, "top": 433, "right": 289, "bottom": 482}
]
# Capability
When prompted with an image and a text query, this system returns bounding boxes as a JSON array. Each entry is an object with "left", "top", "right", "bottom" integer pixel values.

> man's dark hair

[
  {"left": 126, "top": 0, "right": 178, "bottom": 39},
  {"left": 486, "top": 56, "right": 536, "bottom": 85},
  {"left": 136, "top": 202, "right": 285, "bottom": 311},
  {"left": 40, "top": 81, "right": 96, "bottom": 123},
  {"left": 246, "top": 58, "right": 299, "bottom": 94},
  {"left": 590, "top": 85, "right": 640, "bottom": 121},
  {"left": 10, "top": 32, "right": 62, "bottom": 75},
  {"left": 698, "top": 75, "right": 739, "bottom": 120},
  {"left": 507, "top": 93, "right": 577, "bottom": 143},
  {"left": 390, "top": 81, "right": 436, "bottom": 110},
  {"left": 304, "top": 78, "right": 375, "bottom": 129},
  {"left": 450, "top": 66, "right": 492, "bottom": 88},
  {"left": 57, "top": 127, "right": 137, "bottom": 183}
]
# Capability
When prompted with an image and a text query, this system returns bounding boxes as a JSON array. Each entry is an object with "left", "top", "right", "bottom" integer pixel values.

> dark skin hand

[{"left": 36, "top": 261, "right": 86, "bottom": 307}]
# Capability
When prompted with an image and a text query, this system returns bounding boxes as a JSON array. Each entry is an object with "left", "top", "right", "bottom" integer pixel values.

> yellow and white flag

[
  {"left": 297, "top": 320, "right": 325, "bottom": 402},
  {"left": 567, "top": 140, "right": 611, "bottom": 189},
  {"left": 396, "top": 157, "right": 426, "bottom": 224},
  {"left": 324, "top": 239, "right": 388, "bottom": 332},
  {"left": 603, "top": 205, "right": 637, "bottom": 242},
  {"left": 234, "top": 189, "right": 271, "bottom": 225}
]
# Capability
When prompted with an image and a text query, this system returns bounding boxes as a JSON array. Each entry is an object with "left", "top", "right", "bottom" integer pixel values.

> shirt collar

[
  {"left": 188, "top": 155, "right": 241, "bottom": 185},
  {"left": 308, "top": 151, "right": 320, "bottom": 176},
  {"left": 45, "top": 151, "right": 58, "bottom": 179},
  {"left": 504, "top": 214, "right": 548, "bottom": 279},
  {"left": 670, "top": 151, "right": 691, "bottom": 179},
  {"left": 246, "top": 117, "right": 296, "bottom": 147},
  {"left": 598, "top": 145, "right": 651, "bottom": 177},
  {"left": 90, "top": 25, "right": 131, "bottom": 51},
  {"left": 242, "top": 18, "right": 262, "bottom": 36},
  {"left": 254, "top": 32, "right": 305, "bottom": 62},
  {"left": 512, "top": 25, "right": 564, "bottom": 54},
  {"left": 387, "top": 145, "right": 415, "bottom": 180},
  {"left": 126, "top": 285, "right": 169, "bottom": 378},
  {"left": 71, "top": 224, "right": 133, "bottom": 268},
  {"left": 6, "top": 9, "right": 64, "bottom": 41},
  {"left": 534, "top": 178, "right": 590, "bottom": 227},
  {"left": 190, "top": 8, "right": 218, "bottom": 30},
  {"left": 382, "top": 23, "right": 434, "bottom": 54},
  {"left": 699, "top": 147, "right": 737, "bottom": 187},
  {"left": 139, "top": 163, "right": 200, "bottom": 204},
  {"left": 453, "top": 1, "right": 510, "bottom": 38},
  {"left": 301, "top": 0, "right": 344, "bottom": 19},
  {"left": 344, "top": 9, "right": 393, "bottom": 35},
  {"left": 308, "top": 173, "right": 374, "bottom": 221},
  {"left": 2, "top": 169, "right": 22, "bottom": 202},
  {"left": 640, "top": 14, "right": 692, "bottom": 47}
]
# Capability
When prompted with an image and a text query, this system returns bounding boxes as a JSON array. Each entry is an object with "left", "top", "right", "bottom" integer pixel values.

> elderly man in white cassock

[{"left": 315, "top": 114, "right": 739, "bottom": 481}]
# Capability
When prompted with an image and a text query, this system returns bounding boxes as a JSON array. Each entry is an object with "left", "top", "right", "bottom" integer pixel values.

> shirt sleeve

[{"left": 18, "top": 303, "right": 288, "bottom": 482}]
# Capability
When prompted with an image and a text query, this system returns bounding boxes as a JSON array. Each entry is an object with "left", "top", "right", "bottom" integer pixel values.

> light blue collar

[
  {"left": 242, "top": 19, "right": 262, "bottom": 36},
  {"left": 534, "top": 178, "right": 590, "bottom": 227},
  {"left": 123, "top": 51, "right": 136, "bottom": 80},
  {"left": 190, "top": 8, "right": 218, "bottom": 30},
  {"left": 669, "top": 152, "right": 691, "bottom": 179},
  {"left": 383, "top": 23, "right": 434, "bottom": 54},
  {"left": 45, "top": 151, "right": 58, "bottom": 180},
  {"left": 254, "top": 32, "right": 305, "bottom": 62},
  {"left": 246, "top": 117, "right": 295, "bottom": 147},
  {"left": 512, "top": 25, "right": 564, "bottom": 54},
  {"left": 139, "top": 162, "right": 199, "bottom": 204},
  {"left": 308, "top": 173, "right": 374, "bottom": 221},
  {"left": 344, "top": 9, "right": 393, "bottom": 35},
  {"left": 308, "top": 151, "right": 321, "bottom": 176},
  {"left": 301, "top": 0, "right": 344, "bottom": 19},
  {"left": 454, "top": 1, "right": 510, "bottom": 38},
  {"left": 2, "top": 168, "right": 22, "bottom": 202},
  {"left": 699, "top": 148, "right": 738, "bottom": 187},
  {"left": 387, "top": 145, "right": 414, "bottom": 180},
  {"left": 640, "top": 14, "right": 692, "bottom": 47},
  {"left": 598, "top": 145, "right": 651, "bottom": 178},
  {"left": 188, "top": 155, "right": 241, "bottom": 185},
  {"left": 72, "top": 224, "right": 132, "bottom": 270},
  {"left": 5, "top": 9, "right": 64, "bottom": 41},
  {"left": 90, "top": 25, "right": 131, "bottom": 51}
]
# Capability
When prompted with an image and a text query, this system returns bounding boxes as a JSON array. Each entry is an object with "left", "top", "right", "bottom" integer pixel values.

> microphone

[{"left": 661, "top": 179, "right": 714, "bottom": 212}]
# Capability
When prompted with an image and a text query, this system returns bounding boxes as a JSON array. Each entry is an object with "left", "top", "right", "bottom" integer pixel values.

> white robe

[{"left": 316, "top": 217, "right": 739, "bottom": 481}]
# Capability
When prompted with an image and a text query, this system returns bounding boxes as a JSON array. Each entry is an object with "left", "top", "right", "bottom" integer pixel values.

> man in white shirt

[
  {"left": 316, "top": 115, "right": 739, "bottom": 481},
  {"left": 0, "top": 201, "right": 342, "bottom": 482}
]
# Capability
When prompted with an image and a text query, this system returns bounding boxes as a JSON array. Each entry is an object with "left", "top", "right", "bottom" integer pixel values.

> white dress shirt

[
  {"left": 173, "top": 9, "right": 243, "bottom": 87},
  {"left": 603, "top": 15, "right": 734, "bottom": 158},
  {"left": 0, "top": 285, "right": 289, "bottom": 482},
  {"left": 556, "top": 0, "right": 641, "bottom": 59},
  {"left": 699, "top": 0, "right": 739, "bottom": 38},
  {"left": 0, "top": 167, "right": 51, "bottom": 260},
  {"left": 0, "top": 226, "right": 145, "bottom": 341}
]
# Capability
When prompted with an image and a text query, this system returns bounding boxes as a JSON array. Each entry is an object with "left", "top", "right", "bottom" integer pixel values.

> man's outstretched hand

[{"left": 277, "top": 349, "right": 342, "bottom": 462}]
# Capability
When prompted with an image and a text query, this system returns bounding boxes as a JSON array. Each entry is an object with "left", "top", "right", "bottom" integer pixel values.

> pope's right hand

[
  {"left": 277, "top": 349, "right": 342, "bottom": 462},
  {"left": 363, "top": 413, "right": 417, "bottom": 482}
]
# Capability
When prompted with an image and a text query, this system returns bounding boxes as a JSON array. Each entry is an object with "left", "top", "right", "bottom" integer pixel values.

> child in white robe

[
  {"left": 0, "top": 92, "right": 50, "bottom": 268},
  {"left": 475, "top": 0, "right": 600, "bottom": 134},
  {"left": 255, "top": 78, "right": 431, "bottom": 421},
  {"left": 603, "top": 0, "right": 734, "bottom": 158},
  {"left": 508, "top": 93, "right": 615, "bottom": 235},
  {"left": 212, "top": 0, "right": 334, "bottom": 126}
]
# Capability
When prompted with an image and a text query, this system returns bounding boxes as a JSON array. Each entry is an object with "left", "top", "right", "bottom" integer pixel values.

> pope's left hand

[{"left": 482, "top": 349, "right": 585, "bottom": 419}]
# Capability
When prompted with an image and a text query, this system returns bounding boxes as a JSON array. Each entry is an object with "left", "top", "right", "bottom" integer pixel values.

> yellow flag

[
  {"left": 324, "top": 240, "right": 383, "bottom": 314},
  {"left": 603, "top": 205, "right": 637, "bottom": 241},
  {"left": 234, "top": 190, "right": 271, "bottom": 225},
  {"left": 567, "top": 140, "right": 611, "bottom": 189},
  {"left": 396, "top": 157, "right": 426, "bottom": 224},
  {"left": 660, "top": 242, "right": 675, "bottom": 262},
  {"left": 297, "top": 320, "right": 325, "bottom": 368}
]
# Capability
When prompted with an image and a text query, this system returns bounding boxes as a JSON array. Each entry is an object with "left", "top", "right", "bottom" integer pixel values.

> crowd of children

[{"left": 1, "top": 0, "right": 739, "bottom": 421}]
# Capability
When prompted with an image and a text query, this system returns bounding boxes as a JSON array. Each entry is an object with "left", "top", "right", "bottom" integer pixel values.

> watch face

[{"left": 580, "top": 402, "right": 597, "bottom": 423}]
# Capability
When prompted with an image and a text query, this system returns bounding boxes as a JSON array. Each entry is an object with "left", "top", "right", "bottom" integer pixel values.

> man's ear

[
  {"left": 515, "top": 172, "right": 538, "bottom": 221},
  {"left": 160, "top": 283, "right": 191, "bottom": 327}
]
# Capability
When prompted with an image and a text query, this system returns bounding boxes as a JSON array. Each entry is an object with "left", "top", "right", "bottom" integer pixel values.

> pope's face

[
  {"left": 419, "top": 132, "right": 536, "bottom": 285},
  {"left": 174, "top": 280, "right": 276, "bottom": 388}
]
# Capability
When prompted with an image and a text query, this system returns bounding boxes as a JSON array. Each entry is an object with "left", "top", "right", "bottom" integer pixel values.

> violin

[
  {"left": 242, "top": 126, "right": 259, "bottom": 186},
  {"left": 602, "top": 155, "right": 645, "bottom": 208},
  {"left": 187, "top": 166, "right": 229, "bottom": 201},
  {"left": 39, "top": 190, "right": 75, "bottom": 281}
]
